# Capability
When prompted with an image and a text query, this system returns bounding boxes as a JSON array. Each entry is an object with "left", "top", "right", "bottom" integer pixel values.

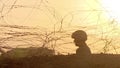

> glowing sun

[{"left": 101, "top": 0, "right": 120, "bottom": 22}]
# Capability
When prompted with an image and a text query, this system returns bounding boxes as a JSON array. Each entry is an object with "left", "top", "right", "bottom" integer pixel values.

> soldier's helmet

[{"left": 71, "top": 30, "right": 87, "bottom": 41}]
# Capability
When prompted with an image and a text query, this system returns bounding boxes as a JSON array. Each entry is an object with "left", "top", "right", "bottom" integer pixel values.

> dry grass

[{"left": 0, "top": 54, "right": 120, "bottom": 68}]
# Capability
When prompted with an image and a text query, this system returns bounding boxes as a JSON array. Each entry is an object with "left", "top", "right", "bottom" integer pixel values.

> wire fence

[{"left": 0, "top": 0, "right": 120, "bottom": 55}]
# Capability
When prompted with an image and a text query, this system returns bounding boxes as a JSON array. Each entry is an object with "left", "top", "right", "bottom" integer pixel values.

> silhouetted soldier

[
  {"left": 71, "top": 30, "right": 91, "bottom": 68},
  {"left": 72, "top": 30, "right": 91, "bottom": 56}
]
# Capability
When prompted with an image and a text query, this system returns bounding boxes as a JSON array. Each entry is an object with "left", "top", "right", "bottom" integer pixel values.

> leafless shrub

[{"left": 0, "top": 0, "right": 120, "bottom": 55}]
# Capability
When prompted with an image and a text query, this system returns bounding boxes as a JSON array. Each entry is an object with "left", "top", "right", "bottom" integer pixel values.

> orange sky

[
  {"left": 0, "top": 0, "right": 120, "bottom": 54},
  {"left": 0, "top": 0, "right": 106, "bottom": 28}
]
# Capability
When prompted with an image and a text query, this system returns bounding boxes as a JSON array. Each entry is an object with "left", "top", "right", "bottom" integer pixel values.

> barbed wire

[{"left": 0, "top": 0, "right": 119, "bottom": 54}]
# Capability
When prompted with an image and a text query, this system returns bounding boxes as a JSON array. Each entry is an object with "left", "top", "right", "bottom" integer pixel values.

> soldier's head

[{"left": 72, "top": 30, "right": 87, "bottom": 46}]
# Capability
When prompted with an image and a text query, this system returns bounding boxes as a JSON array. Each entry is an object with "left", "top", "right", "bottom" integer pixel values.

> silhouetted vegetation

[{"left": 1, "top": 54, "right": 120, "bottom": 68}]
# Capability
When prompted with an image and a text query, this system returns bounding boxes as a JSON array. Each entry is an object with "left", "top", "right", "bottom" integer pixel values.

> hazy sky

[
  {"left": 1, "top": 0, "right": 120, "bottom": 54},
  {"left": 0, "top": 0, "right": 107, "bottom": 28}
]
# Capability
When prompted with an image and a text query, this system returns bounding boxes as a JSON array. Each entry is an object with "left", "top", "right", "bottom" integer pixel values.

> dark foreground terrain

[{"left": 0, "top": 54, "right": 120, "bottom": 68}]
